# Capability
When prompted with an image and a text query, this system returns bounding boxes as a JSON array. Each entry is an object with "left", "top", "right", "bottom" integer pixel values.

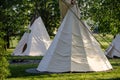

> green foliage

[
  {"left": 78, "top": 0, "right": 120, "bottom": 35},
  {"left": 0, "top": 0, "right": 60, "bottom": 48},
  {"left": 93, "top": 33, "right": 113, "bottom": 50},
  {"left": 0, "top": 38, "right": 10, "bottom": 80},
  {"left": 36, "top": 0, "right": 60, "bottom": 36}
]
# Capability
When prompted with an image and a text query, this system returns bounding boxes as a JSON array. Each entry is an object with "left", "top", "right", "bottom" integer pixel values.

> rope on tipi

[{"left": 62, "top": 0, "right": 120, "bottom": 54}]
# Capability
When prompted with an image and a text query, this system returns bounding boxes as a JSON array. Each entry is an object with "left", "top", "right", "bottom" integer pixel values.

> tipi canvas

[
  {"left": 12, "top": 17, "right": 51, "bottom": 56},
  {"left": 37, "top": 1, "right": 112, "bottom": 72},
  {"left": 105, "top": 34, "right": 120, "bottom": 58}
]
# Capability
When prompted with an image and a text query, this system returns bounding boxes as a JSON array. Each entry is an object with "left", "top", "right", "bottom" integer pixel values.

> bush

[{"left": 0, "top": 38, "right": 10, "bottom": 80}]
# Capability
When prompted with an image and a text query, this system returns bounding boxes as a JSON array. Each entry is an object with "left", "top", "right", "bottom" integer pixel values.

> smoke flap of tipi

[
  {"left": 37, "top": 0, "right": 112, "bottom": 72},
  {"left": 12, "top": 17, "right": 51, "bottom": 56}
]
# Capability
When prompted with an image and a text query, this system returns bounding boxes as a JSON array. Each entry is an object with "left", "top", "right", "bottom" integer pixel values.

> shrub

[{"left": 0, "top": 38, "right": 10, "bottom": 80}]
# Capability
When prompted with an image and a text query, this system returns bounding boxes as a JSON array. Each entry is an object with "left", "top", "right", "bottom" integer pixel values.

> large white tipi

[
  {"left": 12, "top": 17, "right": 51, "bottom": 56},
  {"left": 37, "top": 0, "right": 112, "bottom": 72},
  {"left": 105, "top": 34, "right": 120, "bottom": 58}
]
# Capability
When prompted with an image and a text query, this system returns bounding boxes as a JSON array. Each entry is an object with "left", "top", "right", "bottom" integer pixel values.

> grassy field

[
  {"left": 93, "top": 33, "right": 114, "bottom": 50},
  {"left": 6, "top": 59, "right": 120, "bottom": 80},
  {"left": 6, "top": 34, "right": 120, "bottom": 80}
]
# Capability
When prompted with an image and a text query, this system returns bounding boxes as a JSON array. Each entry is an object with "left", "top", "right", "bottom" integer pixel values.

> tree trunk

[
  {"left": 4, "top": 35, "right": 10, "bottom": 49},
  {"left": 6, "top": 35, "right": 10, "bottom": 48}
]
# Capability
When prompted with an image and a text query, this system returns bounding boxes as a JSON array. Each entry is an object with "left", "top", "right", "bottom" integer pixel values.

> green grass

[
  {"left": 6, "top": 59, "right": 120, "bottom": 80},
  {"left": 6, "top": 48, "right": 14, "bottom": 55},
  {"left": 93, "top": 33, "right": 113, "bottom": 50}
]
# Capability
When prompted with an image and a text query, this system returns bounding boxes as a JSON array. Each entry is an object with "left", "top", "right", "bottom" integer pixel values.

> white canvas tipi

[
  {"left": 105, "top": 34, "right": 120, "bottom": 58},
  {"left": 12, "top": 17, "right": 51, "bottom": 56},
  {"left": 37, "top": 0, "right": 112, "bottom": 72}
]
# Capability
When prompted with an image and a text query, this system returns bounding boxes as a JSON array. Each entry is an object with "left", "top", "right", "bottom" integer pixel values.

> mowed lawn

[
  {"left": 6, "top": 59, "right": 120, "bottom": 80},
  {"left": 6, "top": 34, "right": 120, "bottom": 80}
]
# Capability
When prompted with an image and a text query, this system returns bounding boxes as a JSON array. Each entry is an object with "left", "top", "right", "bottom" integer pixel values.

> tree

[
  {"left": 35, "top": 0, "right": 60, "bottom": 36},
  {"left": 0, "top": 0, "right": 60, "bottom": 48},
  {"left": 0, "top": 0, "right": 34, "bottom": 48},
  {"left": 78, "top": 0, "right": 120, "bottom": 35},
  {"left": 0, "top": 39, "right": 10, "bottom": 80}
]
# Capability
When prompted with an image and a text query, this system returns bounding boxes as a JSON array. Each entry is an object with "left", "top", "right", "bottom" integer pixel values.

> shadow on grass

[
  {"left": 111, "top": 63, "right": 120, "bottom": 67},
  {"left": 109, "top": 58, "right": 120, "bottom": 67},
  {"left": 7, "top": 64, "right": 57, "bottom": 79},
  {"left": 98, "top": 78, "right": 120, "bottom": 80}
]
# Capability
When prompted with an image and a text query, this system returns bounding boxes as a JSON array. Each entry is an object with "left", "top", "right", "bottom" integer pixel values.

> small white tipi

[
  {"left": 37, "top": 0, "right": 112, "bottom": 72},
  {"left": 12, "top": 17, "right": 51, "bottom": 56},
  {"left": 105, "top": 34, "right": 120, "bottom": 58}
]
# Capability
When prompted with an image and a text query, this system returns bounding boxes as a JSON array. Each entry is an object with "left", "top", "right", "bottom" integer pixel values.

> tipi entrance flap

[
  {"left": 12, "top": 32, "right": 29, "bottom": 56},
  {"left": 22, "top": 43, "right": 27, "bottom": 53}
]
